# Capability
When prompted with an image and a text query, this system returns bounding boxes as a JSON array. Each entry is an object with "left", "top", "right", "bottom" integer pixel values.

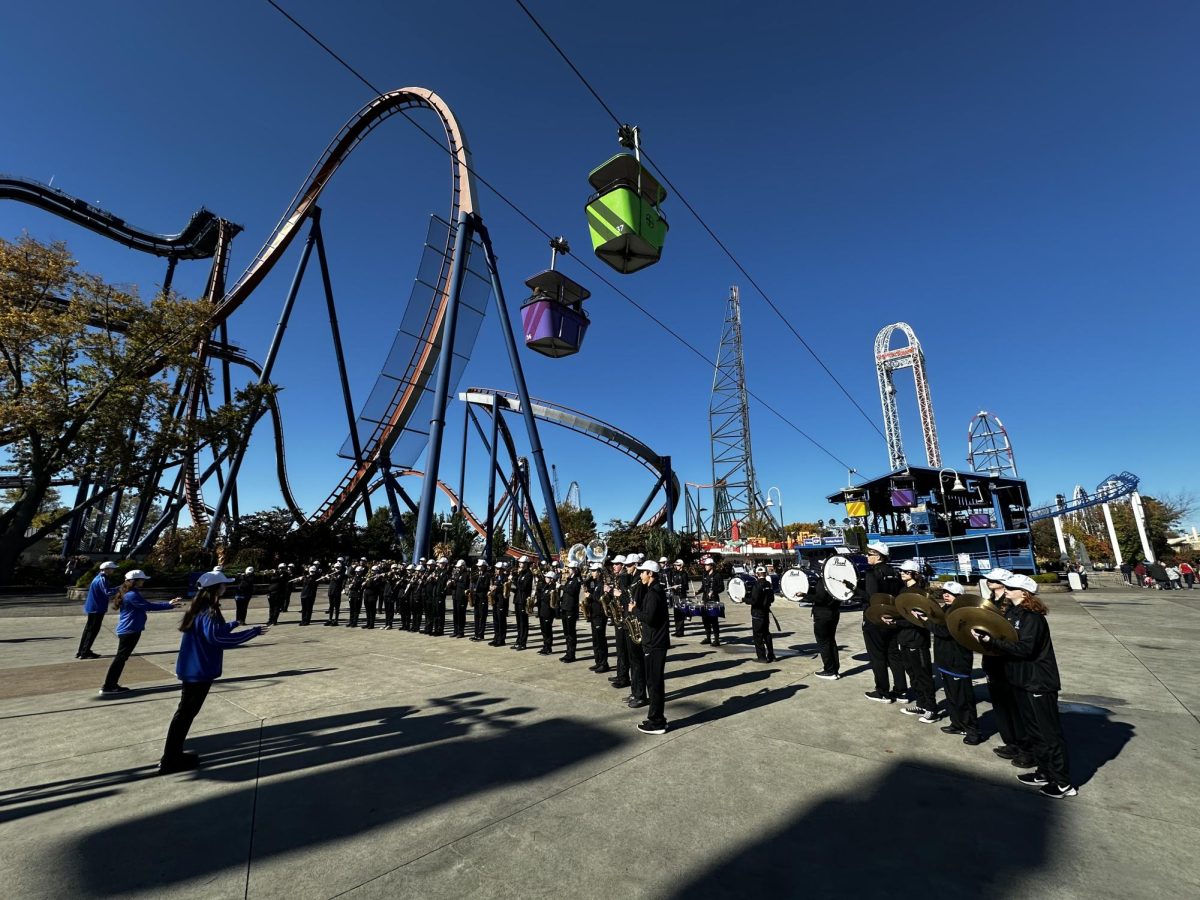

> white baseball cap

[
  {"left": 124, "top": 569, "right": 150, "bottom": 582},
  {"left": 519, "top": 556, "right": 530, "bottom": 564},
  {"left": 567, "top": 560, "right": 580, "bottom": 568},
  {"left": 674, "top": 559, "right": 685, "bottom": 566},
  {"left": 198, "top": 571, "right": 234, "bottom": 588},
  {"left": 942, "top": 581, "right": 965, "bottom": 596},
  {"left": 866, "top": 541, "right": 889, "bottom": 556},
  {"left": 476, "top": 560, "right": 487, "bottom": 567},
  {"left": 612, "top": 555, "right": 627, "bottom": 564},
  {"left": 755, "top": 565, "right": 766, "bottom": 573},
  {"left": 1002, "top": 573, "right": 1039, "bottom": 594},
  {"left": 659, "top": 557, "right": 668, "bottom": 563},
  {"left": 455, "top": 559, "right": 466, "bottom": 568},
  {"left": 984, "top": 567, "right": 1013, "bottom": 583},
  {"left": 637, "top": 560, "right": 660, "bottom": 573},
  {"left": 702, "top": 556, "right": 714, "bottom": 565},
  {"left": 588, "top": 562, "right": 602, "bottom": 571},
  {"left": 438, "top": 557, "right": 449, "bottom": 564},
  {"left": 99, "top": 561, "right": 118, "bottom": 571},
  {"left": 494, "top": 561, "right": 505, "bottom": 569},
  {"left": 898, "top": 559, "right": 922, "bottom": 573},
  {"left": 245, "top": 567, "right": 255, "bottom": 574}
]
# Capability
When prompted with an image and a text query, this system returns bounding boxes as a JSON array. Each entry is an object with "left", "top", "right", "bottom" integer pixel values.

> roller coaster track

[
  {"left": 1027, "top": 471, "right": 1140, "bottom": 521},
  {"left": 0, "top": 175, "right": 239, "bottom": 258},
  {"left": 459, "top": 388, "right": 680, "bottom": 528},
  {"left": 187, "top": 87, "right": 478, "bottom": 531}
]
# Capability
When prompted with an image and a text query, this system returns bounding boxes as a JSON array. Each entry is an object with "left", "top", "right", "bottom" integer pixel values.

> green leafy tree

[{"left": 0, "top": 235, "right": 254, "bottom": 584}]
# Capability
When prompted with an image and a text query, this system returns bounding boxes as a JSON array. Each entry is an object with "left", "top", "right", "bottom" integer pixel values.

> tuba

[{"left": 567, "top": 543, "right": 589, "bottom": 567}]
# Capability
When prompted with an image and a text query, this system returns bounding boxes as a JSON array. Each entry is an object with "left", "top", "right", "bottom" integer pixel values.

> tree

[
  {"left": 0, "top": 235, "right": 254, "bottom": 584},
  {"left": 602, "top": 519, "right": 696, "bottom": 565},
  {"left": 433, "top": 510, "right": 475, "bottom": 561}
]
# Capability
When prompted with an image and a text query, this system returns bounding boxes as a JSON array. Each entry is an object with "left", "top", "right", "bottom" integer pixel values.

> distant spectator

[
  {"left": 1134, "top": 561, "right": 1147, "bottom": 587},
  {"left": 1120, "top": 562, "right": 1133, "bottom": 585},
  {"left": 1166, "top": 564, "right": 1182, "bottom": 590},
  {"left": 1179, "top": 561, "right": 1195, "bottom": 590}
]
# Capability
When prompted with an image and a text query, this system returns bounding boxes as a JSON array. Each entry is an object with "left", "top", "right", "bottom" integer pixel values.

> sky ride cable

[{"left": 511, "top": 0, "right": 886, "bottom": 440}]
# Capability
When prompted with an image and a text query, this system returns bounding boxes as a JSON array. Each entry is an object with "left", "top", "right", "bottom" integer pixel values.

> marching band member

[
  {"left": 452, "top": 559, "right": 470, "bottom": 638},
  {"left": 974, "top": 573, "right": 1075, "bottom": 798},
  {"left": 512, "top": 557, "right": 533, "bottom": 650},
  {"left": 399, "top": 565, "right": 415, "bottom": 630},
  {"left": 489, "top": 561, "right": 509, "bottom": 646},
  {"left": 434, "top": 557, "right": 450, "bottom": 636},
  {"left": 297, "top": 563, "right": 322, "bottom": 626},
  {"left": 100, "top": 570, "right": 181, "bottom": 695},
  {"left": 586, "top": 562, "right": 609, "bottom": 673},
  {"left": 748, "top": 564, "right": 777, "bottom": 662},
  {"left": 892, "top": 559, "right": 937, "bottom": 720},
  {"left": 382, "top": 564, "right": 400, "bottom": 629},
  {"left": 345, "top": 564, "right": 366, "bottom": 628},
  {"left": 363, "top": 565, "right": 386, "bottom": 629},
  {"left": 668, "top": 559, "right": 689, "bottom": 638},
  {"left": 470, "top": 560, "right": 489, "bottom": 642},
  {"left": 412, "top": 564, "right": 427, "bottom": 634},
  {"left": 559, "top": 560, "right": 582, "bottom": 662},
  {"left": 322, "top": 563, "right": 344, "bottom": 627},
  {"left": 623, "top": 556, "right": 648, "bottom": 709},
  {"left": 919, "top": 581, "right": 982, "bottom": 744},
  {"left": 809, "top": 563, "right": 841, "bottom": 680},
  {"left": 979, "top": 568, "right": 1031, "bottom": 764},
  {"left": 634, "top": 559, "right": 669, "bottom": 735},
  {"left": 536, "top": 570, "right": 557, "bottom": 655},
  {"left": 234, "top": 566, "right": 257, "bottom": 626},
  {"left": 608, "top": 555, "right": 631, "bottom": 690},
  {"left": 860, "top": 542, "right": 907, "bottom": 703},
  {"left": 266, "top": 565, "right": 290, "bottom": 626},
  {"left": 699, "top": 556, "right": 724, "bottom": 646}
]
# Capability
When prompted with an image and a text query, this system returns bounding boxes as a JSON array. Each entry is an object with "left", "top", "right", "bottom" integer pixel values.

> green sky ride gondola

[{"left": 585, "top": 125, "right": 668, "bottom": 274}]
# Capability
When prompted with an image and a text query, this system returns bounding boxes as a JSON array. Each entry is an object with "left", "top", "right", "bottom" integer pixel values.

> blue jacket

[
  {"left": 83, "top": 574, "right": 116, "bottom": 614},
  {"left": 114, "top": 589, "right": 174, "bottom": 635},
  {"left": 175, "top": 611, "right": 261, "bottom": 682}
]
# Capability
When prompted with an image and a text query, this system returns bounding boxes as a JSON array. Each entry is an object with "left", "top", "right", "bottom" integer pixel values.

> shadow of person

[
  {"left": 666, "top": 668, "right": 779, "bottom": 703},
  {"left": 668, "top": 760, "right": 1051, "bottom": 899},
  {"left": 666, "top": 658, "right": 746, "bottom": 680},
  {"left": 1058, "top": 705, "right": 1135, "bottom": 787},
  {"left": 669, "top": 683, "right": 806, "bottom": 730},
  {"left": 56, "top": 692, "right": 624, "bottom": 896}
]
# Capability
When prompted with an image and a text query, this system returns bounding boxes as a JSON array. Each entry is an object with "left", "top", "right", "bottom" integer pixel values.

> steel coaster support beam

[
  {"left": 484, "top": 393, "right": 501, "bottom": 564},
  {"left": 466, "top": 408, "right": 545, "bottom": 559},
  {"left": 457, "top": 399, "right": 469, "bottom": 507},
  {"left": 632, "top": 472, "right": 668, "bottom": 527},
  {"left": 1130, "top": 491, "right": 1155, "bottom": 563},
  {"left": 474, "top": 218, "right": 565, "bottom": 553},
  {"left": 60, "top": 475, "right": 91, "bottom": 559},
  {"left": 1101, "top": 502, "right": 1123, "bottom": 567},
  {"left": 313, "top": 213, "right": 371, "bottom": 520},
  {"left": 377, "top": 453, "right": 408, "bottom": 539},
  {"left": 163, "top": 256, "right": 178, "bottom": 296},
  {"left": 1052, "top": 515, "right": 1068, "bottom": 559},
  {"left": 205, "top": 211, "right": 319, "bottom": 549},
  {"left": 128, "top": 372, "right": 191, "bottom": 547},
  {"left": 413, "top": 210, "right": 472, "bottom": 562},
  {"left": 218, "top": 321, "right": 239, "bottom": 527},
  {"left": 663, "top": 456, "right": 675, "bottom": 534}
]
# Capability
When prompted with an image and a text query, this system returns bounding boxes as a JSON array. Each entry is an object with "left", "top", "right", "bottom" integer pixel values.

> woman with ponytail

[
  {"left": 159, "top": 571, "right": 267, "bottom": 774},
  {"left": 99, "top": 570, "right": 180, "bottom": 695}
]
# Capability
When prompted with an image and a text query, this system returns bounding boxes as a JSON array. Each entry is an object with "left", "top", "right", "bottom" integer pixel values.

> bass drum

[
  {"left": 727, "top": 574, "right": 757, "bottom": 604},
  {"left": 822, "top": 556, "right": 859, "bottom": 602},
  {"left": 779, "top": 568, "right": 811, "bottom": 602}
]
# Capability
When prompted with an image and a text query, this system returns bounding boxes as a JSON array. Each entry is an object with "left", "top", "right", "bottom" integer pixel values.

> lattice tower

[{"left": 966, "top": 410, "right": 1018, "bottom": 478}]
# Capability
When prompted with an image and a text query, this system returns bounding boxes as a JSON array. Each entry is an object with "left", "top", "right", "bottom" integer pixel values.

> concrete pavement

[{"left": 1, "top": 584, "right": 1198, "bottom": 899}]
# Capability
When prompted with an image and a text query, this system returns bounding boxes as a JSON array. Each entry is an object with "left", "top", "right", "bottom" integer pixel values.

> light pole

[
  {"left": 765, "top": 486, "right": 783, "bottom": 534},
  {"left": 939, "top": 467, "right": 967, "bottom": 581},
  {"left": 847, "top": 468, "right": 858, "bottom": 487}
]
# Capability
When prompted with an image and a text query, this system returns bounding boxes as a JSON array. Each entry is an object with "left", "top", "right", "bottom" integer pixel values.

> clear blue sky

[{"left": 3, "top": 0, "right": 1198, "bottom": 534}]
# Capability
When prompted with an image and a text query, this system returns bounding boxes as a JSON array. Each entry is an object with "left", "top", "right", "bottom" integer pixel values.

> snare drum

[
  {"left": 703, "top": 601, "right": 726, "bottom": 619},
  {"left": 728, "top": 574, "right": 757, "bottom": 604}
]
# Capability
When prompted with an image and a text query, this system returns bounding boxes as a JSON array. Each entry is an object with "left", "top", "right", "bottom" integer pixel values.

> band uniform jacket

[
  {"left": 514, "top": 570, "right": 534, "bottom": 607},
  {"left": 637, "top": 580, "right": 670, "bottom": 650},
  {"left": 536, "top": 580, "right": 556, "bottom": 619},
  {"left": 930, "top": 617, "right": 972, "bottom": 677},
  {"left": 585, "top": 577, "right": 606, "bottom": 621},
  {"left": 747, "top": 579, "right": 774, "bottom": 613},
  {"left": 699, "top": 571, "right": 724, "bottom": 604},
  {"left": 560, "top": 575, "right": 581, "bottom": 618},
  {"left": 990, "top": 606, "right": 1061, "bottom": 693},
  {"left": 667, "top": 569, "right": 689, "bottom": 600}
]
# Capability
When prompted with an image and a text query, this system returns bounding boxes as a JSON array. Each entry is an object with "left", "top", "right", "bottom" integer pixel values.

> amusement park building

[{"left": 826, "top": 467, "right": 1037, "bottom": 577}]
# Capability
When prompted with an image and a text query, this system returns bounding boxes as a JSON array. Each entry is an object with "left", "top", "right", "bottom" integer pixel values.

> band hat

[
  {"left": 754, "top": 565, "right": 766, "bottom": 573},
  {"left": 213, "top": 565, "right": 224, "bottom": 572},
  {"left": 543, "top": 570, "right": 556, "bottom": 579},
  {"left": 612, "top": 554, "right": 627, "bottom": 564},
  {"left": 567, "top": 560, "right": 580, "bottom": 568},
  {"left": 198, "top": 571, "right": 234, "bottom": 588},
  {"left": 674, "top": 559, "right": 685, "bottom": 566},
  {"left": 99, "top": 561, "right": 118, "bottom": 571},
  {"left": 494, "top": 561, "right": 505, "bottom": 568},
  {"left": 437, "top": 557, "right": 449, "bottom": 564},
  {"left": 942, "top": 581, "right": 965, "bottom": 596},
  {"left": 124, "top": 569, "right": 150, "bottom": 582},
  {"left": 1002, "top": 573, "right": 1039, "bottom": 593},
  {"left": 702, "top": 556, "right": 714, "bottom": 565},
  {"left": 659, "top": 557, "right": 668, "bottom": 563},
  {"left": 245, "top": 567, "right": 254, "bottom": 574},
  {"left": 455, "top": 560, "right": 466, "bottom": 567},
  {"left": 898, "top": 559, "right": 922, "bottom": 573},
  {"left": 588, "top": 562, "right": 602, "bottom": 570},
  {"left": 476, "top": 560, "right": 487, "bottom": 567},
  {"left": 637, "top": 560, "right": 660, "bottom": 573},
  {"left": 984, "top": 567, "right": 1013, "bottom": 583},
  {"left": 866, "top": 541, "right": 890, "bottom": 557},
  {"left": 519, "top": 556, "right": 530, "bottom": 564}
]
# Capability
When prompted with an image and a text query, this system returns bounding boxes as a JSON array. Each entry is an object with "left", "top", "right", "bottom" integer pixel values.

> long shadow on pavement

[
  {"left": 668, "top": 759, "right": 1051, "bottom": 899},
  {"left": 49, "top": 690, "right": 623, "bottom": 896}
]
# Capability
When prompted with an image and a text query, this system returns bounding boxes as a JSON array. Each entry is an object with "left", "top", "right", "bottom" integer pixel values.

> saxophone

[{"left": 487, "top": 580, "right": 496, "bottom": 609}]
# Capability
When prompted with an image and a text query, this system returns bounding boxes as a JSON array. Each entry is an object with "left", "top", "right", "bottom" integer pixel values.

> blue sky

[{"left": 2, "top": 0, "right": 1198, "bottom": 534}]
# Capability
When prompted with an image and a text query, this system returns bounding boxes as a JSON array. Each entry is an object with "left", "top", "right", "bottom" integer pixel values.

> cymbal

[
  {"left": 945, "top": 606, "right": 1017, "bottom": 656},
  {"left": 868, "top": 592, "right": 895, "bottom": 607},
  {"left": 949, "top": 593, "right": 996, "bottom": 614},
  {"left": 865, "top": 601, "right": 902, "bottom": 628},
  {"left": 895, "top": 592, "right": 944, "bottom": 626}
]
